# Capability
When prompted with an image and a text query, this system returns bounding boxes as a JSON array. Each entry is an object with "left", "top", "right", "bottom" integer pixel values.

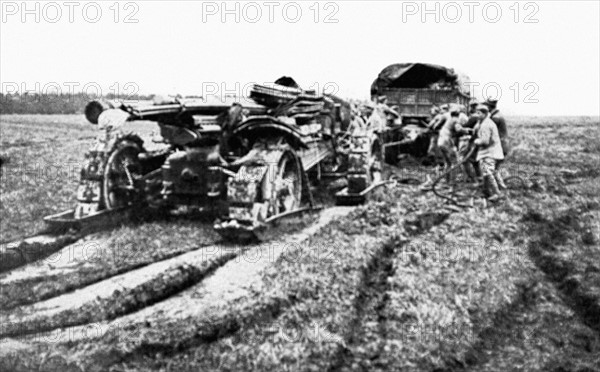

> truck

[{"left": 370, "top": 63, "right": 471, "bottom": 162}]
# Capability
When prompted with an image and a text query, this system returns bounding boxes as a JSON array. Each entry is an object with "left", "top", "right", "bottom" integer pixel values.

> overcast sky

[{"left": 1, "top": 0, "right": 599, "bottom": 115}]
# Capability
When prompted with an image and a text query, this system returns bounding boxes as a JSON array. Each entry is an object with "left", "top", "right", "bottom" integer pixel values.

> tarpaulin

[{"left": 371, "top": 63, "right": 470, "bottom": 96}]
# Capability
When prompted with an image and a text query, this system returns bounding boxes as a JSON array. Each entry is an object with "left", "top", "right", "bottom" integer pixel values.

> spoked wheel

[
  {"left": 214, "top": 148, "right": 304, "bottom": 241},
  {"left": 263, "top": 151, "right": 303, "bottom": 219},
  {"left": 102, "top": 140, "right": 145, "bottom": 210}
]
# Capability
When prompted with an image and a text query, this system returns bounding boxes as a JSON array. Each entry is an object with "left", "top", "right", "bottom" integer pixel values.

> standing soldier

[
  {"left": 427, "top": 104, "right": 449, "bottom": 162},
  {"left": 437, "top": 105, "right": 460, "bottom": 183},
  {"left": 457, "top": 104, "right": 469, "bottom": 127},
  {"left": 368, "top": 97, "right": 389, "bottom": 132},
  {"left": 455, "top": 101, "right": 480, "bottom": 182},
  {"left": 377, "top": 95, "right": 400, "bottom": 126},
  {"left": 473, "top": 105, "right": 504, "bottom": 201},
  {"left": 483, "top": 98, "right": 508, "bottom": 189}
]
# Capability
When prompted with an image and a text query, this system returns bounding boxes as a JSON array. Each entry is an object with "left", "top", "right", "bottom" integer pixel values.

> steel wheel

[
  {"left": 264, "top": 151, "right": 302, "bottom": 218},
  {"left": 103, "top": 141, "right": 144, "bottom": 209}
]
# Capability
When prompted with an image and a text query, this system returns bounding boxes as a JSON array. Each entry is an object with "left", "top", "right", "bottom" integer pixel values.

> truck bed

[{"left": 380, "top": 88, "right": 470, "bottom": 120}]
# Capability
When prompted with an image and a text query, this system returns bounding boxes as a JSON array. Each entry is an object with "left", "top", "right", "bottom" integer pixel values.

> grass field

[{"left": 0, "top": 114, "right": 599, "bottom": 371}]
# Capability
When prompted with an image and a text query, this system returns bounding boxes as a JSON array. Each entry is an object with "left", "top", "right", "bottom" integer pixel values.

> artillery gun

[{"left": 43, "top": 79, "right": 389, "bottom": 240}]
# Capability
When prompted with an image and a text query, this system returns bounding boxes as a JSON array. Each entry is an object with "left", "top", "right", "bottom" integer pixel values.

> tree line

[{"left": 0, "top": 93, "right": 155, "bottom": 115}]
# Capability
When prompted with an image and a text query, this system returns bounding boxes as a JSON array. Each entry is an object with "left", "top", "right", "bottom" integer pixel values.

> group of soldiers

[
  {"left": 427, "top": 98, "right": 509, "bottom": 201},
  {"left": 348, "top": 95, "right": 509, "bottom": 201}
]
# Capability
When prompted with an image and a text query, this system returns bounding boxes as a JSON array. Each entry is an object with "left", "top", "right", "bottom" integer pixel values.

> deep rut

[{"left": 328, "top": 210, "right": 450, "bottom": 371}]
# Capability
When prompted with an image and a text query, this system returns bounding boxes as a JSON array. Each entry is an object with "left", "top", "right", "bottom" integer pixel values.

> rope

[
  {"left": 430, "top": 146, "right": 477, "bottom": 208},
  {"left": 429, "top": 147, "right": 529, "bottom": 207}
]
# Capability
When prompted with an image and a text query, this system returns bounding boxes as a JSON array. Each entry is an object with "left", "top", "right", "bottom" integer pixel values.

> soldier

[
  {"left": 429, "top": 103, "right": 450, "bottom": 131},
  {"left": 473, "top": 105, "right": 504, "bottom": 201},
  {"left": 429, "top": 105, "right": 441, "bottom": 121},
  {"left": 376, "top": 96, "right": 400, "bottom": 125},
  {"left": 368, "top": 95, "right": 400, "bottom": 132},
  {"left": 483, "top": 98, "right": 508, "bottom": 189},
  {"left": 218, "top": 102, "right": 245, "bottom": 156},
  {"left": 437, "top": 105, "right": 460, "bottom": 183},
  {"left": 426, "top": 105, "right": 441, "bottom": 161},
  {"left": 457, "top": 104, "right": 469, "bottom": 125},
  {"left": 368, "top": 99, "right": 387, "bottom": 132},
  {"left": 455, "top": 100, "right": 480, "bottom": 182},
  {"left": 454, "top": 104, "right": 469, "bottom": 150},
  {"left": 359, "top": 102, "right": 374, "bottom": 124},
  {"left": 426, "top": 105, "right": 444, "bottom": 161}
]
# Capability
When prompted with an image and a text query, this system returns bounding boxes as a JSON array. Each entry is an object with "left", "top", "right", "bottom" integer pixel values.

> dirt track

[{"left": 0, "top": 204, "right": 357, "bottom": 369}]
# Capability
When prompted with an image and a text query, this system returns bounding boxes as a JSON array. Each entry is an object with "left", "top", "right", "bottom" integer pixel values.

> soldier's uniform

[
  {"left": 455, "top": 101, "right": 480, "bottom": 181},
  {"left": 483, "top": 99, "right": 509, "bottom": 189},
  {"left": 437, "top": 106, "right": 460, "bottom": 183},
  {"left": 427, "top": 104, "right": 449, "bottom": 161},
  {"left": 474, "top": 105, "right": 504, "bottom": 200}
]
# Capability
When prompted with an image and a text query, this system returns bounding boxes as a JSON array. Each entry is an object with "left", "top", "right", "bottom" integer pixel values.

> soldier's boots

[
  {"left": 495, "top": 171, "right": 507, "bottom": 190},
  {"left": 485, "top": 174, "right": 502, "bottom": 202}
]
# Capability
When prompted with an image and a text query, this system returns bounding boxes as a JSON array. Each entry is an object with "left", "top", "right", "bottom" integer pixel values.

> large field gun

[{"left": 44, "top": 80, "right": 389, "bottom": 240}]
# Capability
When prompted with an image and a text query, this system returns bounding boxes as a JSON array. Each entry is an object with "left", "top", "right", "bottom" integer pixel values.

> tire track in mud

[
  {"left": 2, "top": 207, "right": 354, "bottom": 370},
  {"left": 0, "top": 228, "right": 220, "bottom": 311},
  {"left": 327, "top": 238, "right": 398, "bottom": 372},
  {"left": 327, "top": 210, "right": 451, "bottom": 371},
  {"left": 440, "top": 280, "right": 539, "bottom": 372},
  {"left": 0, "top": 243, "right": 239, "bottom": 338},
  {"left": 0, "top": 232, "right": 82, "bottom": 273},
  {"left": 454, "top": 275, "right": 600, "bottom": 372},
  {"left": 523, "top": 205, "right": 600, "bottom": 335},
  {"left": 451, "top": 203, "right": 600, "bottom": 372},
  {"left": 1, "top": 210, "right": 161, "bottom": 272}
]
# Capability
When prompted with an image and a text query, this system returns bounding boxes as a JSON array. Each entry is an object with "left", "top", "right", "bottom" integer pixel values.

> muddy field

[{"left": 1, "top": 114, "right": 599, "bottom": 372}]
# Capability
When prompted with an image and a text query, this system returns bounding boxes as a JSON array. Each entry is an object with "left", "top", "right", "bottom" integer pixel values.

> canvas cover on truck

[{"left": 370, "top": 63, "right": 470, "bottom": 97}]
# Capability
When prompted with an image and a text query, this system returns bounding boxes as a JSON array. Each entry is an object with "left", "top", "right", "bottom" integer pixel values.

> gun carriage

[{"left": 44, "top": 79, "right": 388, "bottom": 240}]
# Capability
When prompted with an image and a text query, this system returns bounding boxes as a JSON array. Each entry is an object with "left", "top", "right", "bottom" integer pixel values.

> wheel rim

[
  {"left": 269, "top": 152, "right": 302, "bottom": 217},
  {"left": 103, "top": 144, "right": 143, "bottom": 209}
]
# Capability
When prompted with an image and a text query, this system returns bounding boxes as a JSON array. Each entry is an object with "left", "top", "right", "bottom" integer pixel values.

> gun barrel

[{"left": 85, "top": 97, "right": 268, "bottom": 124}]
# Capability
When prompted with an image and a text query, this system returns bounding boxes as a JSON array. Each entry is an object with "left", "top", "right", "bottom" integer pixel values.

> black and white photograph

[{"left": 1, "top": 1, "right": 599, "bottom": 371}]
